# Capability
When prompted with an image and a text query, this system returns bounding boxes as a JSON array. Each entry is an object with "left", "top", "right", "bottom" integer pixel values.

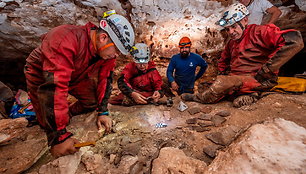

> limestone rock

[
  {"left": 198, "top": 121, "right": 214, "bottom": 127},
  {"left": 186, "top": 118, "right": 198, "bottom": 124},
  {"left": 118, "top": 155, "right": 139, "bottom": 174},
  {"left": 295, "top": 0, "right": 306, "bottom": 11},
  {"left": 193, "top": 126, "right": 211, "bottom": 132},
  {"left": 200, "top": 106, "right": 213, "bottom": 114},
  {"left": 81, "top": 151, "right": 103, "bottom": 172},
  {"left": 215, "top": 110, "right": 231, "bottom": 117},
  {"left": 203, "top": 144, "right": 224, "bottom": 158},
  {"left": 205, "top": 118, "right": 306, "bottom": 174},
  {"left": 0, "top": 118, "right": 47, "bottom": 174},
  {"left": 198, "top": 114, "right": 213, "bottom": 121},
  {"left": 205, "top": 126, "right": 240, "bottom": 146},
  {"left": 152, "top": 147, "right": 207, "bottom": 174},
  {"left": 0, "top": 117, "right": 28, "bottom": 145},
  {"left": 211, "top": 115, "right": 226, "bottom": 126},
  {"left": 188, "top": 107, "right": 201, "bottom": 115},
  {"left": 39, "top": 147, "right": 89, "bottom": 174}
]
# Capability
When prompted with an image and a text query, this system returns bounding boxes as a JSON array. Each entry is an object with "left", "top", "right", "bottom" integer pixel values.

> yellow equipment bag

[{"left": 271, "top": 77, "right": 306, "bottom": 93}]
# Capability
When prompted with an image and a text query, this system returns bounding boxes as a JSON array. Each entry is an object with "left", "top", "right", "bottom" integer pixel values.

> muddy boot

[
  {"left": 195, "top": 88, "right": 222, "bottom": 104},
  {"left": 181, "top": 93, "right": 204, "bottom": 103},
  {"left": 233, "top": 93, "right": 259, "bottom": 108},
  {"left": 181, "top": 93, "right": 195, "bottom": 101}
]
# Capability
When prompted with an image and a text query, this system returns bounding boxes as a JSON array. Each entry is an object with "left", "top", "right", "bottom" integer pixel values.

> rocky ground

[{"left": 1, "top": 91, "right": 305, "bottom": 174}]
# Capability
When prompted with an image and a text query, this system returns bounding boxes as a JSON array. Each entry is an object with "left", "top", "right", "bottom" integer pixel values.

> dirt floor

[{"left": 24, "top": 92, "right": 306, "bottom": 173}]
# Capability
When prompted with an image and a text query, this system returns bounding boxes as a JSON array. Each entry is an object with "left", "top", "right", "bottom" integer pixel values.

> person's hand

[
  {"left": 171, "top": 81, "right": 179, "bottom": 91},
  {"left": 151, "top": 91, "right": 161, "bottom": 102},
  {"left": 50, "top": 137, "right": 80, "bottom": 158},
  {"left": 96, "top": 116, "right": 112, "bottom": 133},
  {"left": 131, "top": 92, "right": 147, "bottom": 104}
]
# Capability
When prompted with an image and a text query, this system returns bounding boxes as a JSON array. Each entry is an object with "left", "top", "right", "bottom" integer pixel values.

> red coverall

[
  {"left": 109, "top": 61, "right": 163, "bottom": 105},
  {"left": 25, "top": 22, "right": 115, "bottom": 146},
  {"left": 194, "top": 24, "right": 303, "bottom": 103}
]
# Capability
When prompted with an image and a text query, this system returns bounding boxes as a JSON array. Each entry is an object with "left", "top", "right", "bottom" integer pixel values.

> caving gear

[
  {"left": 179, "top": 37, "right": 192, "bottom": 48},
  {"left": 99, "top": 10, "right": 135, "bottom": 55},
  {"left": 254, "top": 31, "right": 304, "bottom": 89},
  {"left": 109, "top": 61, "right": 163, "bottom": 105},
  {"left": 181, "top": 75, "right": 259, "bottom": 104},
  {"left": 271, "top": 77, "right": 306, "bottom": 93},
  {"left": 188, "top": 24, "right": 303, "bottom": 105},
  {"left": 218, "top": 24, "right": 303, "bottom": 78},
  {"left": 216, "top": 3, "right": 249, "bottom": 27},
  {"left": 25, "top": 22, "right": 115, "bottom": 146},
  {"left": 133, "top": 43, "right": 150, "bottom": 64}
]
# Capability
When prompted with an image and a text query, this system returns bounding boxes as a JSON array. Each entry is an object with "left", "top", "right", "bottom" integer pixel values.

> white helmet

[
  {"left": 99, "top": 10, "right": 135, "bottom": 55},
  {"left": 133, "top": 43, "right": 150, "bottom": 64},
  {"left": 216, "top": 3, "right": 249, "bottom": 27}
]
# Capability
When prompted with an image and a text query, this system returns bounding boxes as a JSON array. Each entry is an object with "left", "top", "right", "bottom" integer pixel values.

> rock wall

[
  {"left": 130, "top": 0, "right": 226, "bottom": 58},
  {"left": 0, "top": 0, "right": 305, "bottom": 88},
  {"left": 0, "top": 0, "right": 228, "bottom": 88}
]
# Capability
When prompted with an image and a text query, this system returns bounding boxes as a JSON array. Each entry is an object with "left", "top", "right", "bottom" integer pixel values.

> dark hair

[{"left": 97, "top": 27, "right": 107, "bottom": 34}]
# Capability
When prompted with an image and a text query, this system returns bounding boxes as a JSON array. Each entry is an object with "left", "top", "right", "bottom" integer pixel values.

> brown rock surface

[
  {"left": 151, "top": 147, "right": 207, "bottom": 174},
  {"left": 14, "top": 93, "right": 306, "bottom": 173},
  {"left": 205, "top": 125, "right": 240, "bottom": 145},
  {"left": 0, "top": 118, "right": 47, "bottom": 174},
  {"left": 205, "top": 118, "right": 306, "bottom": 174}
]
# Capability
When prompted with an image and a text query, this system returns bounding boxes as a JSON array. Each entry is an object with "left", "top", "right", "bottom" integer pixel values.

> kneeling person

[{"left": 110, "top": 43, "right": 163, "bottom": 105}]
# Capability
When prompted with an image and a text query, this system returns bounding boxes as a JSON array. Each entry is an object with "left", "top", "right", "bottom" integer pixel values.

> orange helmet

[{"left": 179, "top": 37, "right": 191, "bottom": 48}]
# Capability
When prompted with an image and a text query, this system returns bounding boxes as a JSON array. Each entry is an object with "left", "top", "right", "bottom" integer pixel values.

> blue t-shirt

[{"left": 167, "top": 52, "right": 208, "bottom": 93}]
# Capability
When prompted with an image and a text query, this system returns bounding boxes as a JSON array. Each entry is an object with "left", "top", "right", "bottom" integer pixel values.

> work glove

[
  {"left": 254, "top": 64, "right": 277, "bottom": 83},
  {"left": 254, "top": 64, "right": 278, "bottom": 91}
]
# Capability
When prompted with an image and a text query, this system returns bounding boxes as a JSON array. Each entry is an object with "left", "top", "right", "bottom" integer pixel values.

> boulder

[
  {"left": 0, "top": 118, "right": 47, "bottom": 174},
  {"left": 152, "top": 147, "right": 207, "bottom": 174},
  {"left": 205, "top": 118, "right": 306, "bottom": 174}
]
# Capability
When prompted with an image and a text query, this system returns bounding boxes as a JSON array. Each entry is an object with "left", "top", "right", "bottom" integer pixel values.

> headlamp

[
  {"left": 103, "top": 10, "right": 116, "bottom": 18},
  {"left": 135, "top": 57, "right": 149, "bottom": 64},
  {"left": 129, "top": 46, "right": 139, "bottom": 56},
  {"left": 216, "top": 19, "right": 227, "bottom": 27}
]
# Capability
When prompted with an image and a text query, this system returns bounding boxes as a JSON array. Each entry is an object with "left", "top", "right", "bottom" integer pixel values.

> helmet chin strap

[
  {"left": 237, "top": 21, "right": 245, "bottom": 31},
  {"left": 98, "top": 43, "right": 114, "bottom": 52},
  {"left": 91, "top": 30, "right": 115, "bottom": 52}
]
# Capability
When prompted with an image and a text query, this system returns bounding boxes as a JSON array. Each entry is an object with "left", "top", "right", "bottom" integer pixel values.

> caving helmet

[
  {"left": 132, "top": 43, "right": 150, "bottom": 64},
  {"left": 99, "top": 10, "right": 135, "bottom": 55},
  {"left": 216, "top": 3, "right": 249, "bottom": 27},
  {"left": 179, "top": 37, "right": 192, "bottom": 48}
]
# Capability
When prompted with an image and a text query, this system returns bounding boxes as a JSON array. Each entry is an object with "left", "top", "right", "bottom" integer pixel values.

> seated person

[
  {"left": 182, "top": 3, "right": 303, "bottom": 107},
  {"left": 109, "top": 43, "right": 163, "bottom": 106},
  {"left": 239, "top": 0, "right": 282, "bottom": 25},
  {"left": 166, "top": 36, "right": 208, "bottom": 95}
]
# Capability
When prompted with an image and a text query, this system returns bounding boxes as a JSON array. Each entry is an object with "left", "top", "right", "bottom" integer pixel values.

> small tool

[{"left": 74, "top": 141, "right": 96, "bottom": 148}]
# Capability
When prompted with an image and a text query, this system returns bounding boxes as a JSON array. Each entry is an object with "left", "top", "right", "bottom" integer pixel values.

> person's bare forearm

[{"left": 266, "top": 6, "right": 282, "bottom": 24}]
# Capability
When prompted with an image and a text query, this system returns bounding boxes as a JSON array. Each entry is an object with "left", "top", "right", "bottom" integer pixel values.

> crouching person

[
  {"left": 25, "top": 11, "right": 135, "bottom": 157},
  {"left": 109, "top": 43, "right": 163, "bottom": 106},
  {"left": 182, "top": 3, "right": 304, "bottom": 107}
]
